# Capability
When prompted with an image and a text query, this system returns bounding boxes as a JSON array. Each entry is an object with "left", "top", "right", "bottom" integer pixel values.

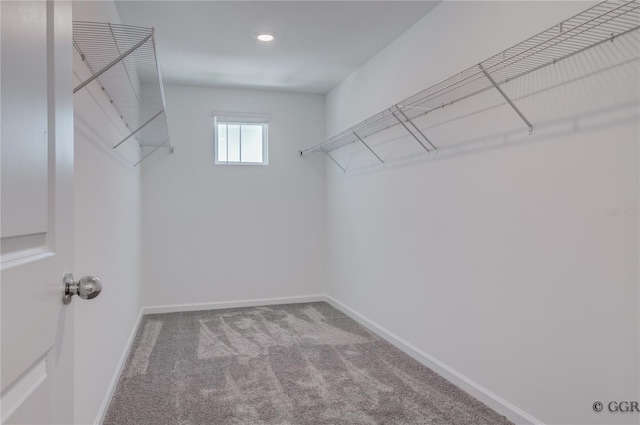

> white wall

[
  {"left": 72, "top": 2, "right": 143, "bottom": 424},
  {"left": 142, "top": 85, "right": 326, "bottom": 307},
  {"left": 325, "top": 2, "right": 639, "bottom": 425}
]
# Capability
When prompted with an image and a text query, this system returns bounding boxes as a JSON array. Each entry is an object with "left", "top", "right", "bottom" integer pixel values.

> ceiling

[{"left": 114, "top": 1, "right": 439, "bottom": 94}]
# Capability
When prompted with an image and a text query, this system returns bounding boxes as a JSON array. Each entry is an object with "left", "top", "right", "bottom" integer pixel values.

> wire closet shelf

[
  {"left": 299, "top": 0, "right": 640, "bottom": 171},
  {"left": 73, "top": 21, "right": 173, "bottom": 167}
]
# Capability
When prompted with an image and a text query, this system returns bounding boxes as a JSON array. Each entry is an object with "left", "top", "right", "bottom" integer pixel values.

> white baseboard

[
  {"left": 142, "top": 294, "right": 327, "bottom": 315},
  {"left": 94, "top": 308, "right": 144, "bottom": 425},
  {"left": 323, "top": 295, "right": 544, "bottom": 425}
]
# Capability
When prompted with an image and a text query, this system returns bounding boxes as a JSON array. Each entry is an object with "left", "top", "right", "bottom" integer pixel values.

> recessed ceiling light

[{"left": 257, "top": 33, "right": 275, "bottom": 42}]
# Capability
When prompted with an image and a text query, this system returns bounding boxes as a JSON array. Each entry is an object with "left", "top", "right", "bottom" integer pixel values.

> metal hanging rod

[
  {"left": 300, "top": 0, "right": 640, "bottom": 167},
  {"left": 72, "top": 21, "right": 173, "bottom": 167}
]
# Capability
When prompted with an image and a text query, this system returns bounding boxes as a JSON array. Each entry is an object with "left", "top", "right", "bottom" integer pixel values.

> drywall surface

[
  {"left": 72, "top": 2, "right": 143, "bottom": 424},
  {"left": 142, "top": 85, "right": 326, "bottom": 307},
  {"left": 325, "top": 2, "right": 639, "bottom": 425}
]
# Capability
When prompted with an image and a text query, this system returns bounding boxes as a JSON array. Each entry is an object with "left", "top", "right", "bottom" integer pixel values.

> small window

[{"left": 214, "top": 114, "right": 268, "bottom": 165}]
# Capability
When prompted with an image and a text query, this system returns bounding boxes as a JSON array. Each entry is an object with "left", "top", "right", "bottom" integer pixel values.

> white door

[{"left": 1, "top": 1, "right": 76, "bottom": 423}]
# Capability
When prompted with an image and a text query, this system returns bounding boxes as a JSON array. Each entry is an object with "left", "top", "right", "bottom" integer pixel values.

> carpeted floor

[{"left": 104, "top": 302, "right": 513, "bottom": 425}]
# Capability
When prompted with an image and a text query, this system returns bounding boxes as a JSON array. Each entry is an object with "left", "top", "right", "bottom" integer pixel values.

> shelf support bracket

[
  {"left": 113, "top": 109, "right": 164, "bottom": 150},
  {"left": 392, "top": 111, "right": 432, "bottom": 152},
  {"left": 73, "top": 33, "right": 153, "bottom": 94},
  {"left": 480, "top": 64, "right": 533, "bottom": 135},
  {"left": 395, "top": 108, "right": 437, "bottom": 151},
  {"left": 134, "top": 138, "right": 171, "bottom": 167},
  {"left": 324, "top": 149, "right": 346, "bottom": 173},
  {"left": 353, "top": 131, "right": 384, "bottom": 165}
]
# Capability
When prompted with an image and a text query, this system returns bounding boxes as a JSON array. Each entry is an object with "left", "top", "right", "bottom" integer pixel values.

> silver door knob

[{"left": 62, "top": 273, "right": 102, "bottom": 305}]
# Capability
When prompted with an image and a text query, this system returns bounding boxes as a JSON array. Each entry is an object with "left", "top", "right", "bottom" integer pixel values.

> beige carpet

[{"left": 104, "top": 302, "right": 513, "bottom": 425}]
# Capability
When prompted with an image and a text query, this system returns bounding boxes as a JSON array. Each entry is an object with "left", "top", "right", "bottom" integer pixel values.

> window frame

[{"left": 214, "top": 113, "right": 269, "bottom": 166}]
